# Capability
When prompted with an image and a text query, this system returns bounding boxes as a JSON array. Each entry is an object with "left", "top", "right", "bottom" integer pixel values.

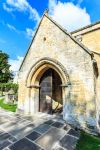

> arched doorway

[
  {"left": 26, "top": 58, "right": 69, "bottom": 115},
  {"left": 39, "top": 68, "right": 62, "bottom": 114}
]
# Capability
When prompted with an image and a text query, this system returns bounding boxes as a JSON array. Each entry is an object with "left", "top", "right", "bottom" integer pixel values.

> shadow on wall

[{"left": 93, "top": 59, "right": 99, "bottom": 78}]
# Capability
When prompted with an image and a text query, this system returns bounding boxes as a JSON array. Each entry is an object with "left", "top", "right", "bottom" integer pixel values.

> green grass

[
  {"left": 76, "top": 131, "right": 100, "bottom": 150},
  {"left": 0, "top": 99, "right": 17, "bottom": 112}
]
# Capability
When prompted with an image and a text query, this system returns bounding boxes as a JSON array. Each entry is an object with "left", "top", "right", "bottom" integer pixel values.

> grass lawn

[
  {"left": 76, "top": 131, "right": 100, "bottom": 150},
  {"left": 0, "top": 99, "right": 17, "bottom": 112}
]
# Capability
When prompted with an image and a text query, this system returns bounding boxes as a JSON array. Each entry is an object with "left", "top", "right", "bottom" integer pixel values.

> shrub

[{"left": 0, "top": 82, "right": 18, "bottom": 95}]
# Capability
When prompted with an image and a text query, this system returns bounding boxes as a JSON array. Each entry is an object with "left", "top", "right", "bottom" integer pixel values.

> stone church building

[{"left": 18, "top": 11, "right": 100, "bottom": 132}]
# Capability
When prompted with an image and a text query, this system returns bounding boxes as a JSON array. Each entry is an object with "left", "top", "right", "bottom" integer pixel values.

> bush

[{"left": 0, "top": 82, "right": 18, "bottom": 95}]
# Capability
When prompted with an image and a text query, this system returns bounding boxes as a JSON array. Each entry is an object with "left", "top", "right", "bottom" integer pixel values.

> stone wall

[
  {"left": 72, "top": 22, "right": 100, "bottom": 52},
  {"left": 72, "top": 29, "right": 100, "bottom": 52},
  {"left": 94, "top": 54, "right": 100, "bottom": 127},
  {"left": 18, "top": 14, "right": 97, "bottom": 130},
  {"left": 72, "top": 24, "right": 100, "bottom": 129}
]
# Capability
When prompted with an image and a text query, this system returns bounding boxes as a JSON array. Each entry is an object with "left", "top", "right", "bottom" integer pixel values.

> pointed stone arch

[
  {"left": 26, "top": 57, "right": 69, "bottom": 87},
  {"left": 26, "top": 57, "right": 70, "bottom": 114}
]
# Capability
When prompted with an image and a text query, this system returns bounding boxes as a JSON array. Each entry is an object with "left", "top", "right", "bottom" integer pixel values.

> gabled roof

[
  {"left": 92, "top": 50, "right": 100, "bottom": 55},
  {"left": 71, "top": 21, "right": 100, "bottom": 35},
  {"left": 19, "top": 10, "right": 93, "bottom": 71}
]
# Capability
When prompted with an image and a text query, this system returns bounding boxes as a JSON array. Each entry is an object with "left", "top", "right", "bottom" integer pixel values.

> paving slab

[
  {"left": 33, "top": 123, "right": 52, "bottom": 134},
  {"left": 0, "top": 118, "right": 9, "bottom": 125},
  {"left": 3, "top": 147, "right": 10, "bottom": 150},
  {"left": 52, "top": 145, "right": 65, "bottom": 150},
  {"left": 1, "top": 120, "right": 32, "bottom": 133},
  {"left": 0, "top": 108, "right": 79, "bottom": 150},
  {"left": 0, "top": 129, "right": 5, "bottom": 135},
  {"left": 0, "top": 132, "right": 17, "bottom": 148},
  {"left": 44, "top": 120, "right": 55, "bottom": 125},
  {"left": 12, "top": 124, "right": 35, "bottom": 140},
  {"left": 26, "top": 131, "right": 41, "bottom": 141},
  {"left": 51, "top": 122, "right": 64, "bottom": 128},
  {"left": 9, "top": 138, "right": 42, "bottom": 150},
  {"left": 0, "top": 140, "right": 11, "bottom": 150},
  {"left": 8, "top": 136, "right": 17, "bottom": 143},
  {"left": 60, "top": 134, "right": 78, "bottom": 150},
  {"left": 32, "top": 118, "right": 47, "bottom": 127},
  {"left": 0, "top": 133, "right": 11, "bottom": 143},
  {"left": 67, "top": 129, "right": 80, "bottom": 138},
  {"left": 35, "top": 127, "right": 66, "bottom": 150}
]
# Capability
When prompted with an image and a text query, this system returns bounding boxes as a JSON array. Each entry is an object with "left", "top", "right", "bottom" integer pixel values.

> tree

[{"left": 0, "top": 50, "right": 13, "bottom": 83}]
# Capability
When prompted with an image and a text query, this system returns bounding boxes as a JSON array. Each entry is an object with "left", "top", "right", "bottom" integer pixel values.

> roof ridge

[
  {"left": 71, "top": 20, "right": 100, "bottom": 34},
  {"left": 19, "top": 10, "right": 93, "bottom": 71},
  {"left": 92, "top": 50, "right": 100, "bottom": 55},
  {"left": 44, "top": 13, "right": 93, "bottom": 55}
]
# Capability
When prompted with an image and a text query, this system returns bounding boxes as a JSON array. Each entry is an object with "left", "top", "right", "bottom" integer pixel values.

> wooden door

[{"left": 39, "top": 69, "right": 52, "bottom": 114}]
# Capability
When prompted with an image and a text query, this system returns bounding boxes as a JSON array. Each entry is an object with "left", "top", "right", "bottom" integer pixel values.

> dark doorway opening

[{"left": 39, "top": 68, "right": 62, "bottom": 114}]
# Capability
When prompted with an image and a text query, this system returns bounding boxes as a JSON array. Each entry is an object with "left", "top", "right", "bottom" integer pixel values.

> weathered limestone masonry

[
  {"left": 18, "top": 12, "right": 99, "bottom": 133},
  {"left": 72, "top": 21, "right": 100, "bottom": 131}
]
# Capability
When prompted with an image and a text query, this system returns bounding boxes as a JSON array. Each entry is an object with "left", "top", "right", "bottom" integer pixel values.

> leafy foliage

[
  {"left": 0, "top": 82, "right": 18, "bottom": 94},
  {"left": 0, "top": 50, "right": 13, "bottom": 83}
]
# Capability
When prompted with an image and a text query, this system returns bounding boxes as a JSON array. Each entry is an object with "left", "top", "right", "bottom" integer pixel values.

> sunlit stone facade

[{"left": 18, "top": 12, "right": 100, "bottom": 133}]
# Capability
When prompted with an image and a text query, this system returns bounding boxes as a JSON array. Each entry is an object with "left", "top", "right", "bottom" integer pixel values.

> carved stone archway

[{"left": 26, "top": 58, "right": 70, "bottom": 114}]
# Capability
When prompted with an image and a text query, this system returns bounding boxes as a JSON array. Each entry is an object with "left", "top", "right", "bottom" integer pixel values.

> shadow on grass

[{"left": 76, "top": 131, "right": 100, "bottom": 150}]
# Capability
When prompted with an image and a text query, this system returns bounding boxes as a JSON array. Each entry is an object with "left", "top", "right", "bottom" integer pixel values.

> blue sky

[{"left": 0, "top": 0, "right": 100, "bottom": 71}]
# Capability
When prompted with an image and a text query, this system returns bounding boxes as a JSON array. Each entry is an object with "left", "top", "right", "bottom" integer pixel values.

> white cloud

[
  {"left": 9, "top": 56, "right": 23, "bottom": 72},
  {"left": 7, "top": 23, "right": 34, "bottom": 39},
  {"left": 49, "top": 0, "right": 57, "bottom": 14},
  {"left": 3, "top": 3, "right": 13, "bottom": 12},
  {"left": 26, "top": 28, "right": 34, "bottom": 38},
  {"left": 3, "top": 0, "right": 40, "bottom": 22},
  {"left": 6, "top": 0, "right": 29, "bottom": 11},
  {"left": 7, "top": 23, "right": 18, "bottom": 32},
  {"left": 48, "top": 0, "right": 91, "bottom": 31}
]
